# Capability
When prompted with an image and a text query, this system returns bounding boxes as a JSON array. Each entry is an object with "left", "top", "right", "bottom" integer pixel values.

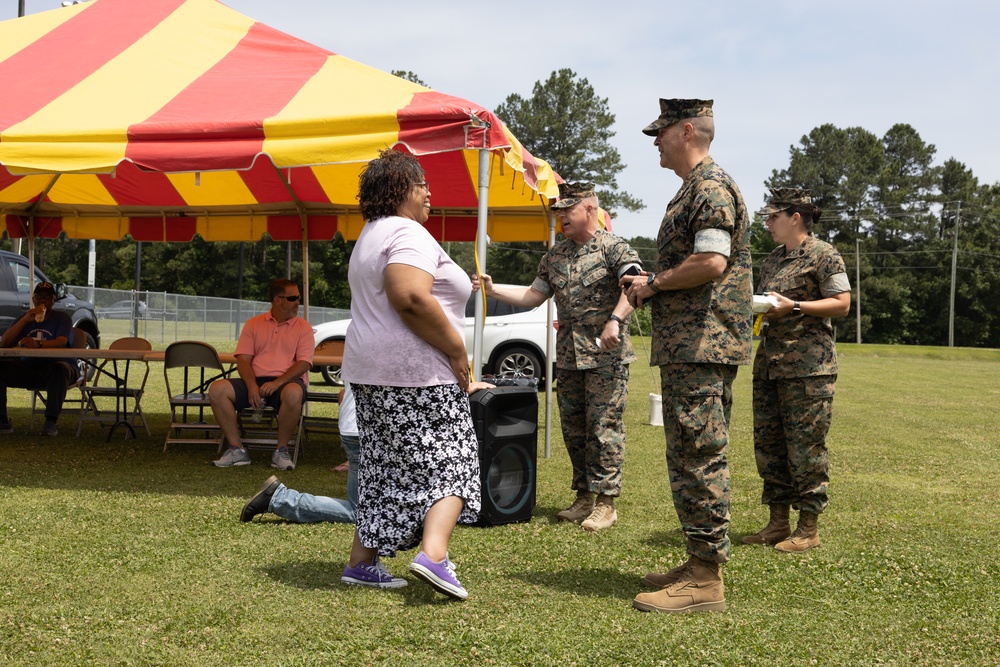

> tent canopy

[{"left": 0, "top": 0, "right": 559, "bottom": 244}]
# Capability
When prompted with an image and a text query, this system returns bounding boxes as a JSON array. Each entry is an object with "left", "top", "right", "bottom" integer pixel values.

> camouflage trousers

[
  {"left": 555, "top": 362, "right": 629, "bottom": 498},
  {"left": 752, "top": 374, "right": 835, "bottom": 515},
  {"left": 659, "top": 363, "right": 737, "bottom": 564}
]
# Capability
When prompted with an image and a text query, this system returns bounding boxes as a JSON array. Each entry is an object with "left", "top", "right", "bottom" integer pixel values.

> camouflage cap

[
  {"left": 760, "top": 187, "right": 813, "bottom": 215},
  {"left": 641, "top": 98, "right": 714, "bottom": 136},
  {"left": 551, "top": 181, "right": 596, "bottom": 210},
  {"left": 33, "top": 281, "right": 55, "bottom": 296}
]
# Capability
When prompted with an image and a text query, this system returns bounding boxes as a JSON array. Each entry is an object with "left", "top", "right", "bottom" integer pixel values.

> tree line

[
  {"left": 761, "top": 123, "right": 1000, "bottom": 347},
  {"left": 7, "top": 71, "right": 999, "bottom": 347}
]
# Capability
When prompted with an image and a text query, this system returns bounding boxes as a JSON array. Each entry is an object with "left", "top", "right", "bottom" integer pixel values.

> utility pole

[
  {"left": 855, "top": 237, "right": 861, "bottom": 344},
  {"left": 948, "top": 202, "right": 960, "bottom": 347}
]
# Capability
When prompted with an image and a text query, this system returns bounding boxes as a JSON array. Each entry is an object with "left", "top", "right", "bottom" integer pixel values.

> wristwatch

[
  {"left": 792, "top": 301, "right": 801, "bottom": 314},
  {"left": 647, "top": 273, "right": 662, "bottom": 293},
  {"left": 609, "top": 314, "right": 624, "bottom": 326}
]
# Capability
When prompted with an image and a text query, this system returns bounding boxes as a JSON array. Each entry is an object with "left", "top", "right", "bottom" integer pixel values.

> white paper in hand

[{"left": 753, "top": 294, "right": 780, "bottom": 314}]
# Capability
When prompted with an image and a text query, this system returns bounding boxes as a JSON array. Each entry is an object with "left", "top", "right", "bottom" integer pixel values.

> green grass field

[{"left": 0, "top": 342, "right": 997, "bottom": 666}]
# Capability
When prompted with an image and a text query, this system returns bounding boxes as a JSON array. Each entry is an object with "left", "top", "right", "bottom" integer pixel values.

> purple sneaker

[
  {"left": 341, "top": 557, "right": 407, "bottom": 589},
  {"left": 409, "top": 552, "right": 468, "bottom": 600}
]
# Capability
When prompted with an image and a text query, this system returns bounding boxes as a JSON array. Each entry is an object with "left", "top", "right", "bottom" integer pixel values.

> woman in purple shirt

[{"left": 339, "top": 149, "right": 484, "bottom": 600}]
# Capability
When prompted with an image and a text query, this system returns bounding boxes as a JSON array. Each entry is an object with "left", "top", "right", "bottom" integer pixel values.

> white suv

[{"left": 311, "top": 285, "right": 557, "bottom": 385}]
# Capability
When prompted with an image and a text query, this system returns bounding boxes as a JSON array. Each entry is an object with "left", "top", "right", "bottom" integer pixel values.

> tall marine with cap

[{"left": 621, "top": 97, "right": 753, "bottom": 614}]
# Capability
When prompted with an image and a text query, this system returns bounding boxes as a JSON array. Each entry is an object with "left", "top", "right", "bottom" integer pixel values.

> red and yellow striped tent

[{"left": 0, "top": 0, "right": 559, "bottom": 251}]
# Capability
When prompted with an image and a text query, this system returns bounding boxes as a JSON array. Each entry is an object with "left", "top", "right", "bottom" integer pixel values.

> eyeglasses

[
  {"left": 412, "top": 181, "right": 429, "bottom": 190},
  {"left": 278, "top": 295, "right": 300, "bottom": 302}
]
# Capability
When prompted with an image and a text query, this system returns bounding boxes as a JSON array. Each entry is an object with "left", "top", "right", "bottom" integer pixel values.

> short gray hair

[{"left": 691, "top": 116, "right": 715, "bottom": 147}]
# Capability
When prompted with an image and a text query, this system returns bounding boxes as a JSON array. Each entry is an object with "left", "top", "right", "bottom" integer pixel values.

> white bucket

[{"left": 648, "top": 393, "right": 663, "bottom": 426}]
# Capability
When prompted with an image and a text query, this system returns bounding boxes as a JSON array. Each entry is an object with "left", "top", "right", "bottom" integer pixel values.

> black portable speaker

[{"left": 467, "top": 385, "right": 537, "bottom": 526}]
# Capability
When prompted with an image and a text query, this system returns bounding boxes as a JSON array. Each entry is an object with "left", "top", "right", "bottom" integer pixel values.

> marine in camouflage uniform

[
  {"left": 747, "top": 187, "right": 851, "bottom": 553},
  {"left": 625, "top": 98, "right": 751, "bottom": 614},
  {"left": 475, "top": 182, "right": 641, "bottom": 531},
  {"left": 652, "top": 164, "right": 752, "bottom": 565}
]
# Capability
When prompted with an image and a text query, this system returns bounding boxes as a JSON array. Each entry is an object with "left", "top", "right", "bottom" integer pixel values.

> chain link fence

[{"left": 73, "top": 286, "right": 349, "bottom": 345}]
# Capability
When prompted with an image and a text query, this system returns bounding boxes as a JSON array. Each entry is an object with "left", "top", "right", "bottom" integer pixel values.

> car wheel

[
  {"left": 320, "top": 364, "right": 343, "bottom": 386},
  {"left": 492, "top": 346, "right": 543, "bottom": 380}
]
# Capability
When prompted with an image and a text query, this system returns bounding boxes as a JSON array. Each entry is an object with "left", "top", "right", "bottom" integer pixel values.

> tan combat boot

[
  {"left": 581, "top": 496, "right": 617, "bottom": 532},
  {"left": 775, "top": 510, "right": 820, "bottom": 553},
  {"left": 556, "top": 492, "right": 596, "bottom": 524},
  {"left": 633, "top": 558, "right": 726, "bottom": 613},
  {"left": 741, "top": 503, "right": 791, "bottom": 546},
  {"left": 641, "top": 556, "right": 696, "bottom": 589}
]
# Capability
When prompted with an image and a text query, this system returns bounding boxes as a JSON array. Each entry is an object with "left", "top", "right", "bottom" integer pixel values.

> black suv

[{"left": 0, "top": 249, "right": 101, "bottom": 349}]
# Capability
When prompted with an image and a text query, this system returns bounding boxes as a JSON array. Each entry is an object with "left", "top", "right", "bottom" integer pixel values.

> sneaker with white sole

[
  {"left": 409, "top": 551, "right": 467, "bottom": 600},
  {"left": 341, "top": 557, "right": 408, "bottom": 589},
  {"left": 271, "top": 448, "right": 295, "bottom": 470},
  {"left": 213, "top": 447, "right": 251, "bottom": 467},
  {"left": 41, "top": 419, "right": 58, "bottom": 437},
  {"left": 0, "top": 420, "right": 13, "bottom": 434}
]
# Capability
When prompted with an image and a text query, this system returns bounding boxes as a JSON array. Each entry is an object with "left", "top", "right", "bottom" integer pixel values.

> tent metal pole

[
  {"left": 471, "top": 149, "right": 489, "bottom": 378},
  {"left": 544, "top": 211, "right": 556, "bottom": 458},
  {"left": 27, "top": 232, "right": 35, "bottom": 294}
]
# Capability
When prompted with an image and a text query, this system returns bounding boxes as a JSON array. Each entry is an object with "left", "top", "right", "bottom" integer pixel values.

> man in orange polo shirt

[{"left": 209, "top": 278, "right": 314, "bottom": 470}]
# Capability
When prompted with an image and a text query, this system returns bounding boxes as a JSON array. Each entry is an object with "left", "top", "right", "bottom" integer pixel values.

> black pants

[{"left": 0, "top": 359, "right": 78, "bottom": 422}]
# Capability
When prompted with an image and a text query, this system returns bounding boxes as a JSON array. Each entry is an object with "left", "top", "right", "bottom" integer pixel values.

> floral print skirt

[{"left": 352, "top": 383, "right": 481, "bottom": 557}]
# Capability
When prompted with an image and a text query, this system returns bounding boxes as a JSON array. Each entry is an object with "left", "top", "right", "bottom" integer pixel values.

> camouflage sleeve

[
  {"left": 693, "top": 228, "right": 732, "bottom": 256},
  {"left": 817, "top": 245, "right": 850, "bottom": 297},
  {"left": 607, "top": 235, "right": 642, "bottom": 276},
  {"left": 530, "top": 276, "right": 553, "bottom": 297},
  {"left": 821, "top": 273, "right": 851, "bottom": 297},
  {"left": 532, "top": 251, "right": 554, "bottom": 297},
  {"left": 816, "top": 245, "right": 848, "bottom": 282},
  {"left": 689, "top": 179, "right": 737, "bottom": 236}
]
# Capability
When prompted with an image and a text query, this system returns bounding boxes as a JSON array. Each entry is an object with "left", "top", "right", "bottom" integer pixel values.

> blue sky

[{"left": 25, "top": 0, "right": 1000, "bottom": 239}]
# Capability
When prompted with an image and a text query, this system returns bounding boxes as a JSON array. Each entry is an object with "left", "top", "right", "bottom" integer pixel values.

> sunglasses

[{"left": 278, "top": 295, "right": 300, "bottom": 302}]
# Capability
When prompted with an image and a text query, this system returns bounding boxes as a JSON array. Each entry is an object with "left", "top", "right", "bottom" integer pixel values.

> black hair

[
  {"left": 785, "top": 203, "right": 822, "bottom": 230},
  {"left": 357, "top": 149, "right": 425, "bottom": 222},
  {"left": 269, "top": 278, "right": 297, "bottom": 300}
]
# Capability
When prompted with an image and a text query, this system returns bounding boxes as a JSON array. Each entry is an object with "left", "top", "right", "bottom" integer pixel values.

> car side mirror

[{"left": 54, "top": 283, "right": 68, "bottom": 300}]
